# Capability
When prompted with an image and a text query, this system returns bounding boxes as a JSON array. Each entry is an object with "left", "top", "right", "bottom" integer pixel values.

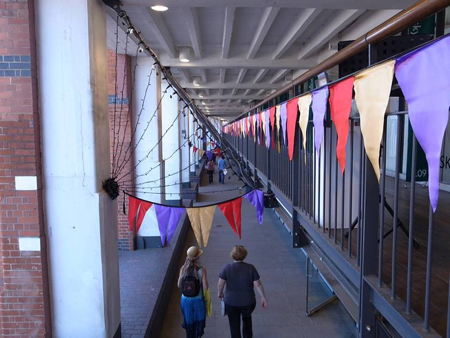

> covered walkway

[{"left": 158, "top": 175, "right": 356, "bottom": 337}]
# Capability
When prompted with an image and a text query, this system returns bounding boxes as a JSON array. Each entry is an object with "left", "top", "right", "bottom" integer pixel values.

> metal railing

[{"left": 222, "top": 2, "right": 450, "bottom": 335}]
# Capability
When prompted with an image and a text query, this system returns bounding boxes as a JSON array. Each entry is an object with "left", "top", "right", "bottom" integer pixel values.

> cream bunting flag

[
  {"left": 354, "top": 60, "right": 395, "bottom": 180},
  {"left": 198, "top": 149, "right": 205, "bottom": 158},
  {"left": 298, "top": 94, "right": 312, "bottom": 162},
  {"left": 275, "top": 105, "right": 281, "bottom": 135},
  {"left": 186, "top": 206, "right": 216, "bottom": 247}
]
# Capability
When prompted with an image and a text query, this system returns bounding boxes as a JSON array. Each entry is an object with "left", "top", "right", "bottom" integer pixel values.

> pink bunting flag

[
  {"left": 329, "top": 77, "right": 354, "bottom": 173},
  {"left": 286, "top": 98, "right": 299, "bottom": 160},
  {"left": 395, "top": 36, "right": 450, "bottom": 212}
]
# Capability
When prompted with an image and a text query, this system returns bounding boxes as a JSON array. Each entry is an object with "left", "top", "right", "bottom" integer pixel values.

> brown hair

[{"left": 231, "top": 245, "right": 247, "bottom": 261}]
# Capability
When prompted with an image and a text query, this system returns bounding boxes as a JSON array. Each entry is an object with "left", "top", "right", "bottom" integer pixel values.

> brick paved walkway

[{"left": 159, "top": 175, "right": 357, "bottom": 338}]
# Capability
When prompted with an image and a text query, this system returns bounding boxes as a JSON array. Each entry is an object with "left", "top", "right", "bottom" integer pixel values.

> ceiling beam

[
  {"left": 247, "top": 7, "right": 280, "bottom": 59},
  {"left": 199, "top": 69, "right": 208, "bottom": 83},
  {"left": 236, "top": 69, "right": 247, "bottom": 83},
  {"left": 177, "top": 69, "right": 192, "bottom": 82},
  {"left": 271, "top": 8, "right": 322, "bottom": 60},
  {"left": 129, "top": 1, "right": 414, "bottom": 9},
  {"left": 179, "top": 81, "right": 279, "bottom": 89},
  {"left": 219, "top": 68, "right": 226, "bottom": 83},
  {"left": 269, "top": 69, "right": 290, "bottom": 84},
  {"left": 253, "top": 68, "right": 269, "bottom": 84},
  {"left": 222, "top": 7, "right": 236, "bottom": 58},
  {"left": 191, "top": 95, "right": 265, "bottom": 100},
  {"left": 146, "top": 10, "right": 177, "bottom": 58},
  {"left": 184, "top": 7, "right": 202, "bottom": 58},
  {"left": 297, "top": 9, "right": 365, "bottom": 59},
  {"left": 160, "top": 56, "right": 315, "bottom": 69}
]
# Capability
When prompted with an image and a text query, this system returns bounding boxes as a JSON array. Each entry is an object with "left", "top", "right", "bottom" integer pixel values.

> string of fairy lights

[{"left": 102, "top": 2, "right": 256, "bottom": 201}]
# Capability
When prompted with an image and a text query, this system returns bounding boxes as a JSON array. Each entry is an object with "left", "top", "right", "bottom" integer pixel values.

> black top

[{"left": 219, "top": 261, "right": 260, "bottom": 307}]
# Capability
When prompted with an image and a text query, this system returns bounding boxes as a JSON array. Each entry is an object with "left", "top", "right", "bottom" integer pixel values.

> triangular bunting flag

[
  {"left": 395, "top": 36, "right": 450, "bottom": 212},
  {"left": 354, "top": 60, "right": 395, "bottom": 180},
  {"left": 127, "top": 196, "right": 152, "bottom": 233},
  {"left": 218, "top": 197, "right": 243, "bottom": 239},
  {"left": 329, "top": 76, "right": 354, "bottom": 173},
  {"left": 270, "top": 106, "right": 276, "bottom": 149},
  {"left": 312, "top": 87, "right": 329, "bottom": 154},
  {"left": 244, "top": 190, "right": 264, "bottom": 224},
  {"left": 298, "top": 94, "right": 312, "bottom": 161},
  {"left": 154, "top": 205, "right": 185, "bottom": 246},
  {"left": 280, "top": 102, "right": 288, "bottom": 146},
  {"left": 186, "top": 206, "right": 216, "bottom": 247},
  {"left": 128, "top": 195, "right": 140, "bottom": 232},
  {"left": 264, "top": 109, "right": 271, "bottom": 148},
  {"left": 198, "top": 149, "right": 205, "bottom": 158},
  {"left": 286, "top": 98, "right": 299, "bottom": 160}
]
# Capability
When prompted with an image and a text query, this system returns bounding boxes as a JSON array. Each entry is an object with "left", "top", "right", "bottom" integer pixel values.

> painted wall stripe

[{"left": 15, "top": 176, "right": 37, "bottom": 190}]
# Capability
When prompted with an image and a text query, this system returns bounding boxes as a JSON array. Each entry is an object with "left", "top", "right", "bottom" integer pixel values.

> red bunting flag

[
  {"left": 193, "top": 146, "right": 198, "bottom": 153},
  {"left": 269, "top": 107, "right": 276, "bottom": 149},
  {"left": 329, "top": 77, "right": 354, "bottom": 173},
  {"left": 286, "top": 98, "right": 299, "bottom": 160},
  {"left": 218, "top": 197, "right": 243, "bottom": 239},
  {"left": 127, "top": 196, "right": 152, "bottom": 233}
]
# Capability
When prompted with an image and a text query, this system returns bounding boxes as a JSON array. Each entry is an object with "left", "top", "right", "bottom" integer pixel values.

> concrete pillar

[
  {"left": 133, "top": 57, "right": 161, "bottom": 200},
  {"left": 161, "top": 80, "right": 181, "bottom": 203},
  {"left": 180, "top": 105, "right": 190, "bottom": 184},
  {"left": 36, "top": 0, "right": 120, "bottom": 336},
  {"left": 190, "top": 114, "right": 197, "bottom": 173},
  {"left": 132, "top": 58, "right": 162, "bottom": 238}
]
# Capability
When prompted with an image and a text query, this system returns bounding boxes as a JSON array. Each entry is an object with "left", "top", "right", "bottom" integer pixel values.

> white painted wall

[
  {"left": 161, "top": 80, "right": 181, "bottom": 200},
  {"left": 36, "top": 0, "right": 120, "bottom": 336}
]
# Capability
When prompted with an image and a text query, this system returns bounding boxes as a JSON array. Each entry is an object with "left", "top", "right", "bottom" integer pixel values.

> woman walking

[
  {"left": 206, "top": 159, "right": 215, "bottom": 184},
  {"left": 217, "top": 245, "right": 268, "bottom": 338},
  {"left": 178, "top": 246, "right": 209, "bottom": 338}
]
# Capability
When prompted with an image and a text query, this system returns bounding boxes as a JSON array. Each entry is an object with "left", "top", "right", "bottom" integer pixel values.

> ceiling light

[
  {"left": 151, "top": 5, "right": 168, "bottom": 12},
  {"left": 199, "top": 93, "right": 204, "bottom": 98},
  {"left": 193, "top": 77, "right": 201, "bottom": 87},
  {"left": 178, "top": 47, "right": 192, "bottom": 63}
]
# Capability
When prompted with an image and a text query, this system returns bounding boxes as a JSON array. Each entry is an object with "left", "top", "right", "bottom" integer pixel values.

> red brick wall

[
  {"left": 107, "top": 49, "right": 135, "bottom": 250},
  {"left": 0, "top": 1, "right": 50, "bottom": 336}
]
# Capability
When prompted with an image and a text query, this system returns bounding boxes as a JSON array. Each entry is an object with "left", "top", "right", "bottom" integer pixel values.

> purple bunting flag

[
  {"left": 280, "top": 103, "right": 288, "bottom": 146},
  {"left": 206, "top": 150, "right": 213, "bottom": 161},
  {"left": 154, "top": 205, "right": 185, "bottom": 246},
  {"left": 395, "top": 36, "right": 450, "bottom": 212},
  {"left": 312, "top": 87, "right": 329, "bottom": 154},
  {"left": 264, "top": 109, "right": 271, "bottom": 148},
  {"left": 244, "top": 190, "right": 264, "bottom": 224}
]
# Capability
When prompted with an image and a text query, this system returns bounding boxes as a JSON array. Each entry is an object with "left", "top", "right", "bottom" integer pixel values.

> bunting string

[{"left": 222, "top": 35, "right": 450, "bottom": 212}]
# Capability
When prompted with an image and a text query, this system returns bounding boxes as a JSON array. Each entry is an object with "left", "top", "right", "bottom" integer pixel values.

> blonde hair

[
  {"left": 231, "top": 245, "right": 247, "bottom": 261},
  {"left": 180, "top": 256, "right": 199, "bottom": 280}
]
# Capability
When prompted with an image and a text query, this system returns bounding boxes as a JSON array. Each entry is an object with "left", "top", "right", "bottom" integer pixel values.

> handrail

[{"left": 231, "top": 0, "right": 450, "bottom": 123}]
